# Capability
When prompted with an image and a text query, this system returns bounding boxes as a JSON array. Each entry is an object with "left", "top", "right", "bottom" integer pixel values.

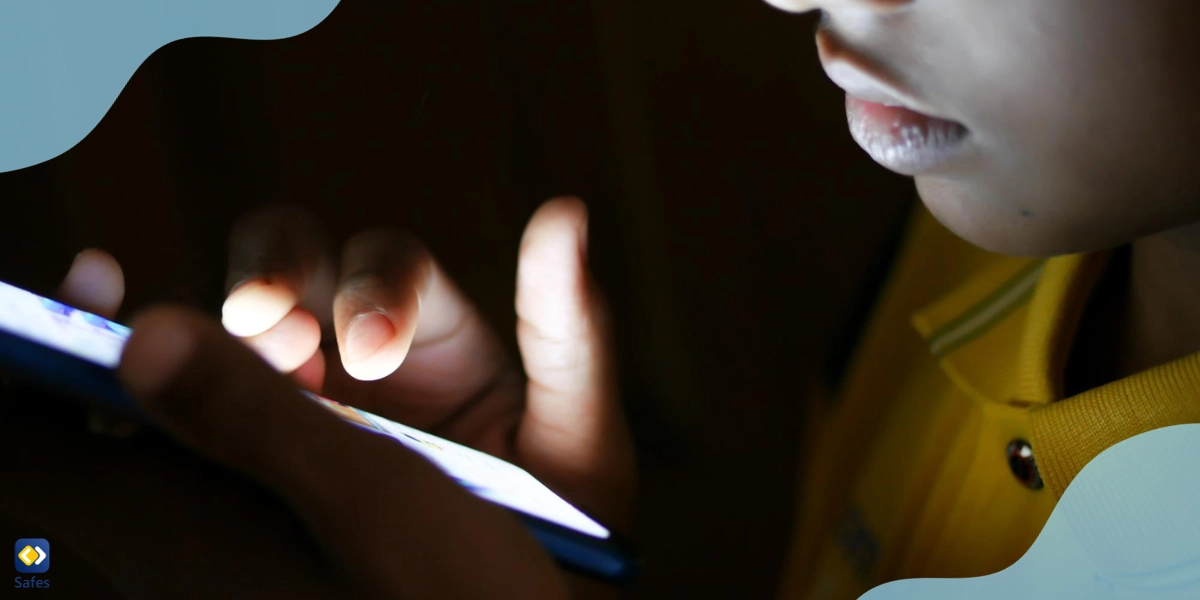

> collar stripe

[{"left": 929, "top": 260, "right": 1047, "bottom": 358}]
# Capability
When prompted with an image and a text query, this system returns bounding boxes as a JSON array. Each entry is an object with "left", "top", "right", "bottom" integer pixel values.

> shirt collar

[{"left": 911, "top": 249, "right": 1200, "bottom": 497}]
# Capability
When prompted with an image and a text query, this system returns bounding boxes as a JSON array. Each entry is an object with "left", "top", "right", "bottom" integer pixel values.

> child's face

[{"left": 769, "top": 0, "right": 1200, "bottom": 256}]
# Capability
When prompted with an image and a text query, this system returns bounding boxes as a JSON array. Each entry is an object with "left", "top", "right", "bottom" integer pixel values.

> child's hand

[
  {"left": 113, "top": 306, "right": 575, "bottom": 598},
  {"left": 55, "top": 249, "right": 125, "bottom": 318},
  {"left": 219, "top": 197, "right": 635, "bottom": 528},
  {"left": 53, "top": 249, "right": 140, "bottom": 437},
  {"left": 31, "top": 198, "right": 632, "bottom": 596}
]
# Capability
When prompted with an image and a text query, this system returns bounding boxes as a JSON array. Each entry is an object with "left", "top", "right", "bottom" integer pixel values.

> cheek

[{"left": 923, "top": 0, "right": 1200, "bottom": 254}]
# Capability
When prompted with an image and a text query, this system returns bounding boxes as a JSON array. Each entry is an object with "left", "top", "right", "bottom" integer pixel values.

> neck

[{"left": 1122, "top": 221, "right": 1200, "bottom": 375}]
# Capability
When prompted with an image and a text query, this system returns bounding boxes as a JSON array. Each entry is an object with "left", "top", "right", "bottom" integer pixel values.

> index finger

[
  {"left": 323, "top": 229, "right": 519, "bottom": 444},
  {"left": 222, "top": 205, "right": 334, "bottom": 337}
]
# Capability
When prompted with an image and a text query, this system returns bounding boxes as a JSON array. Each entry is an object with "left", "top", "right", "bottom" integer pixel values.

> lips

[
  {"left": 818, "top": 29, "right": 971, "bottom": 175},
  {"left": 845, "top": 95, "right": 969, "bottom": 176}
]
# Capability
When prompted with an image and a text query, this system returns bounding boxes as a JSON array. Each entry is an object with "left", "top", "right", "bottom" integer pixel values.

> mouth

[{"left": 818, "top": 30, "right": 971, "bottom": 176}]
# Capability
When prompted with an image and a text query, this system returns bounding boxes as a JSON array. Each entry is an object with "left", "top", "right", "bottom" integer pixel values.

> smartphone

[{"left": 0, "top": 278, "right": 639, "bottom": 584}]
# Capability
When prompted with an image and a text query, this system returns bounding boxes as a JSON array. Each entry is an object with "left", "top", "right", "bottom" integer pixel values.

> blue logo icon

[{"left": 14, "top": 539, "right": 49, "bottom": 574}]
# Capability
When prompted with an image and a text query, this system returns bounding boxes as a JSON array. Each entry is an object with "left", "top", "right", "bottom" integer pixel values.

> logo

[{"left": 14, "top": 540, "right": 48, "bottom": 574}]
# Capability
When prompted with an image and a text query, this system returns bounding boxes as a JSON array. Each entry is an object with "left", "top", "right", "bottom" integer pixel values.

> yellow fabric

[
  {"left": 778, "top": 205, "right": 1200, "bottom": 599},
  {"left": 1031, "top": 354, "right": 1200, "bottom": 498}
]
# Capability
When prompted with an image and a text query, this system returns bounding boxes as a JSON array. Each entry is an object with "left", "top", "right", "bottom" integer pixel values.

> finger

[
  {"left": 56, "top": 248, "right": 125, "bottom": 319},
  {"left": 515, "top": 198, "right": 635, "bottom": 521},
  {"left": 326, "top": 230, "right": 515, "bottom": 439},
  {"left": 222, "top": 205, "right": 334, "bottom": 338},
  {"left": 54, "top": 249, "right": 136, "bottom": 437},
  {"left": 117, "top": 307, "right": 566, "bottom": 599},
  {"left": 291, "top": 349, "right": 326, "bottom": 394},
  {"left": 330, "top": 230, "right": 424, "bottom": 382},
  {"left": 239, "top": 306, "right": 322, "bottom": 374}
]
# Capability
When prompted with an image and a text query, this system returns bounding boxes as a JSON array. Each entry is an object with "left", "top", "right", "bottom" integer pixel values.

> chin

[{"left": 914, "top": 176, "right": 1083, "bottom": 258}]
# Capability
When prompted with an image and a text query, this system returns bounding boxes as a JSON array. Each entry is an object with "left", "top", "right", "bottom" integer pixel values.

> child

[
  {"left": 762, "top": 0, "right": 1200, "bottom": 597},
  {"left": 17, "top": 0, "right": 1200, "bottom": 597}
]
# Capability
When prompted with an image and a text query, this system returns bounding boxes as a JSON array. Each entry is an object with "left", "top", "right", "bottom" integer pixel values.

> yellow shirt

[{"left": 779, "top": 205, "right": 1200, "bottom": 599}]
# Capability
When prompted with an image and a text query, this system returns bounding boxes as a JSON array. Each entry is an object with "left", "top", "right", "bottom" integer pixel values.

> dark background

[{"left": 0, "top": 0, "right": 912, "bottom": 597}]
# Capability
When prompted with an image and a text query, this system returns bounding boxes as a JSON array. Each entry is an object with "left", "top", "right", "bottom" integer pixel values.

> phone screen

[
  {"left": 0, "top": 280, "right": 610, "bottom": 540},
  {"left": 310, "top": 393, "right": 609, "bottom": 538},
  {"left": 0, "top": 280, "right": 130, "bottom": 369}
]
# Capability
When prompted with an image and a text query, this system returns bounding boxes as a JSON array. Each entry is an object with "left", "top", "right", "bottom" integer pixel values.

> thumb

[{"left": 514, "top": 197, "right": 635, "bottom": 524}]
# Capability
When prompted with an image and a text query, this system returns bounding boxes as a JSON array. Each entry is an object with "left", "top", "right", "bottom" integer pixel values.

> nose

[{"left": 761, "top": 0, "right": 911, "bottom": 14}]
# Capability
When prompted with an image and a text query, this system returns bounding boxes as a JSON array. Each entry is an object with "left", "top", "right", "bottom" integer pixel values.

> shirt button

[{"left": 1006, "top": 439, "right": 1044, "bottom": 490}]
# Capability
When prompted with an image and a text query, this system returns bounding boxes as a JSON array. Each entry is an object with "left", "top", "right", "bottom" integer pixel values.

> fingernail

[
  {"left": 119, "top": 315, "right": 195, "bottom": 401},
  {"left": 344, "top": 311, "right": 393, "bottom": 363},
  {"left": 222, "top": 279, "right": 295, "bottom": 337}
]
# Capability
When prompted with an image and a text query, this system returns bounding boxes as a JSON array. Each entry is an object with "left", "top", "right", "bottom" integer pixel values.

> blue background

[
  {"left": 862, "top": 424, "right": 1200, "bottom": 600},
  {"left": 0, "top": 0, "right": 340, "bottom": 173}
]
